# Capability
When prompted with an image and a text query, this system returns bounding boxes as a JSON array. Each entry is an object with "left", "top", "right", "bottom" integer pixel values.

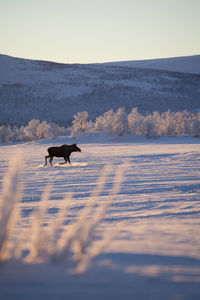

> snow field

[{"left": 0, "top": 134, "right": 200, "bottom": 299}]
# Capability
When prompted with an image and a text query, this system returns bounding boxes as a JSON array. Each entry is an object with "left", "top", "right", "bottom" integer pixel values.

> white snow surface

[{"left": 0, "top": 133, "right": 200, "bottom": 299}]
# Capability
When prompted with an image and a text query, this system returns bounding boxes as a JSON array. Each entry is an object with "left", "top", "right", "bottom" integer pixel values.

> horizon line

[{"left": 1, "top": 52, "right": 200, "bottom": 65}]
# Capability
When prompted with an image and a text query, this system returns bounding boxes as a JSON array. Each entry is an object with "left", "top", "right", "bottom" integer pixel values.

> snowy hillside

[
  {"left": 105, "top": 55, "right": 200, "bottom": 74},
  {"left": 0, "top": 54, "right": 200, "bottom": 126},
  {"left": 0, "top": 134, "right": 200, "bottom": 299}
]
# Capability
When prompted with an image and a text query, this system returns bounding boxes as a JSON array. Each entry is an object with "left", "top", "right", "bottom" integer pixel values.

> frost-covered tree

[
  {"left": 9, "top": 126, "right": 26, "bottom": 142},
  {"left": 95, "top": 110, "right": 115, "bottom": 133},
  {"left": 160, "top": 110, "right": 176, "bottom": 135},
  {"left": 110, "top": 107, "right": 128, "bottom": 136},
  {"left": 23, "top": 119, "right": 40, "bottom": 140},
  {"left": 141, "top": 114, "right": 156, "bottom": 137},
  {"left": 23, "top": 119, "right": 65, "bottom": 140},
  {"left": 191, "top": 113, "right": 200, "bottom": 136},
  {"left": 36, "top": 121, "right": 50, "bottom": 139},
  {"left": 0, "top": 120, "right": 66, "bottom": 142},
  {"left": 128, "top": 107, "right": 143, "bottom": 134},
  {"left": 0, "top": 125, "right": 26, "bottom": 142},
  {"left": 48, "top": 123, "right": 66, "bottom": 139},
  {"left": 152, "top": 111, "right": 162, "bottom": 135},
  {"left": 1, "top": 108, "right": 200, "bottom": 143},
  {"left": 95, "top": 108, "right": 127, "bottom": 136},
  {"left": 0, "top": 126, "right": 12, "bottom": 142},
  {"left": 71, "top": 111, "right": 94, "bottom": 137},
  {"left": 173, "top": 110, "right": 190, "bottom": 135}
]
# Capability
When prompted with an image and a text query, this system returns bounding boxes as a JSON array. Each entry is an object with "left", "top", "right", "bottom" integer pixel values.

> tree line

[{"left": 1, "top": 108, "right": 200, "bottom": 142}]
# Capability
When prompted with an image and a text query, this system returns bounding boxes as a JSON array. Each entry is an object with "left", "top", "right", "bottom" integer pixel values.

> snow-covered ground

[{"left": 0, "top": 133, "right": 200, "bottom": 299}]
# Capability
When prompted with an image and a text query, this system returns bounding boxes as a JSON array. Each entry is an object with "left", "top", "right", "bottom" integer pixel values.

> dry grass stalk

[{"left": 0, "top": 151, "right": 128, "bottom": 273}]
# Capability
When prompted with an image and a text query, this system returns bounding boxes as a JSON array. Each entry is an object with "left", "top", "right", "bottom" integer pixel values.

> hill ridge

[{"left": 0, "top": 54, "right": 200, "bottom": 126}]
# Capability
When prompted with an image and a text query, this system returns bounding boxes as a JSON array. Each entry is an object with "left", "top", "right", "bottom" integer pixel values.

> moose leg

[
  {"left": 49, "top": 156, "right": 54, "bottom": 167},
  {"left": 59, "top": 157, "right": 67, "bottom": 165},
  {"left": 44, "top": 155, "right": 49, "bottom": 167},
  {"left": 63, "top": 157, "right": 68, "bottom": 164},
  {"left": 66, "top": 156, "right": 71, "bottom": 165}
]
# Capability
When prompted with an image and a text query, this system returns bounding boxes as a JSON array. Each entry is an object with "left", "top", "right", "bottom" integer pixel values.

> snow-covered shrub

[
  {"left": 141, "top": 114, "right": 156, "bottom": 137},
  {"left": 36, "top": 121, "right": 50, "bottom": 139},
  {"left": 0, "top": 119, "right": 68, "bottom": 143},
  {"left": 23, "top": 119, "right": 63, "bottom": 141},
  {"left": 113, "top": 107, "right": 128, "bottom": 136},
  {"left": 0, "top": 125, "right": 12, "bottom": 143},
  {"left": 23, "top": 119, "right": 41, "bottom": 141},
  {"left": 10, "top": 126, "right": 26, "bottom": 142},
  {"left": 0, "top": 125, "right": 26, "bottom": 143},
  {"left": 95, "top": 107, "right": 128, "bottom": 136},
  {"left": 160, "top": 110, "right": 176, "bottom": 135},
  {"left": 151, "top": 111, "right": 162, "bottom": 136},
  {"left": 48, "top": 122, "right": 67, "bottom": 139},
  {"left": 36, "top": 121, "right": 66, "bottom": 140},
  {"left": 158, "top": 110, "right": 197, "bottom": 136},
  {"left": 95, "top": 109, "right": 115, "bottom": 133},
  {"left": 128, "top": 107, "right": 144, "bottom": 134},
  {"left": 173, "top": 110, "right": 190, "bottom": 135},
  {"left": 71, "top": 111, "right": 94, "bottom": 137},
  {"left": 191, "top": 113, "right": 200, "bottom": 137}
]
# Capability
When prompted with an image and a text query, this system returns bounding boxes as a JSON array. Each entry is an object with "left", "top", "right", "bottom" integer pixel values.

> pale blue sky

[{"left": 0, "top": 0, "right": 199, "bottom": 63}]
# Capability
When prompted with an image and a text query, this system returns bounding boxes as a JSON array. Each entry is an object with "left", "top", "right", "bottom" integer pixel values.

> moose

[{"left": 44, "top": 144, "right": 81, "bottom": 167}]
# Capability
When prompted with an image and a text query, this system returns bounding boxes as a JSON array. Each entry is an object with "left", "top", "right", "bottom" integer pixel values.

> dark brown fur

[{"left": 44, "top": 144, "right": 81, "bottom": 167}]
